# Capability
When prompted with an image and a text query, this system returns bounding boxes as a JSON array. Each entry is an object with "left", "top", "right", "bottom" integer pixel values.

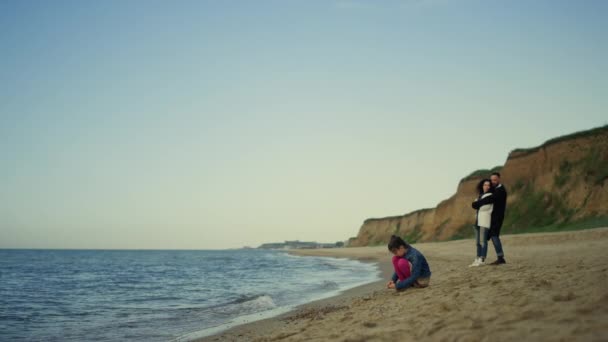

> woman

[{"left": 469, "top": 179, "right": 494, "bottom": 267}]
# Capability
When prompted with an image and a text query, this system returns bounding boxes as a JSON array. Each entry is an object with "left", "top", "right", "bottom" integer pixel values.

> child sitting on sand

[{"left": 386, "top": 235, "right": 432, "bottom": 290}]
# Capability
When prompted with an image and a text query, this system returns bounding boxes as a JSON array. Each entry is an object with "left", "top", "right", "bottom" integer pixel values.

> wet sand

[{"left": 197, "top": 227, "right": 608, "bottom": 341}]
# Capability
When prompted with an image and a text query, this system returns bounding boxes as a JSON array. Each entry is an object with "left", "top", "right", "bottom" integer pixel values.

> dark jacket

[
  {"left": 472, "top": 184, "right": 507, "bottom": 235},
  {"left": 391, "top": 246, "right": 432, "bottom": 290}
]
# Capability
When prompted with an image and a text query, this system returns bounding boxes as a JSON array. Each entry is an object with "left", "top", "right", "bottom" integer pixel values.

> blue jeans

[
  {"left": 475, "top": 226, "right": 489, "bottom": 259},
  {"left": 490, "top": 235, "right": 504, "bottom": 257}
]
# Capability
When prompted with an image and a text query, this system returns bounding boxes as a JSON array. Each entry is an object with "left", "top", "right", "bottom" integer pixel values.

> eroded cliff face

[{"left": 348, "top": 126, "right": 608, "bottom": 246}]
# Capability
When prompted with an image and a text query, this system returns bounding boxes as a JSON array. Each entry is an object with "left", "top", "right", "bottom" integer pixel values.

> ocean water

[{"left": 0, "top": 249, "right": 380, "bottom": 341}]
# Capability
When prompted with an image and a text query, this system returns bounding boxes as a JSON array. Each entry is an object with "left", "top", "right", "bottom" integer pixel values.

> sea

[{"left": 0, "top": 249, "right": 380, "bottom": 341}]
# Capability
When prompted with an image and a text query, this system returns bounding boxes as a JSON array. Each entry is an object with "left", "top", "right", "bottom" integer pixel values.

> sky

[{"left": 1, "top": 0, "right": 606, "bottom": 249}]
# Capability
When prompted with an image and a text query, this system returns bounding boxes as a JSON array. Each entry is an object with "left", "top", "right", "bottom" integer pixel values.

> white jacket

[{"left": 477, "top": 192, "right": 493, "bottom": 229}]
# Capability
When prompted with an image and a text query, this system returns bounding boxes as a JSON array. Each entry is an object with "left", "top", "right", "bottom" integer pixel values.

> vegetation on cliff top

[
  {"left": 355, "top": 124, "right": 608, "bottom": 245},
  {"left": 363, "top": 208, "right": 433, "bottom": 224},
  {"left": 450, "top": 144, "right": 608, "bottom": 241},
  {"left": 460, "top": 165, "right": 503, "bottom": 183},
  {"left": 502, "top": 184, "right": 575, "bottom": 231},
  {"left": 510, "top": 124, "right": 608, "bottom": 158},
  {"left": 448, "top": 216, "right": 608, "bottom": 241}
]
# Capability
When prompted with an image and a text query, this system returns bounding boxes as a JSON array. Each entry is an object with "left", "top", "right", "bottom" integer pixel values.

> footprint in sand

[
  {"left": 439, "top": 302, "right": 452, "bottom": 312},
  {"left": 270, "top": 331, "right": 298, "bottom": 340},
  {"left": 520, "top": 310, "right": 545, "bottom": 319},
  {"left": 552, "top": 292, "right": 576, "bottom": 302},
  {"left": 426, "top": 320, "right": 446, "bottom": 336},
  {"left": 469, "top": 319, "right": 483, "bottom": 329}
]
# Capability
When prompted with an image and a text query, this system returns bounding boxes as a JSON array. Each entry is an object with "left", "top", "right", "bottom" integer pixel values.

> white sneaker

[{"left": 469, "top": 258, "right": 480, "bottom": 267}]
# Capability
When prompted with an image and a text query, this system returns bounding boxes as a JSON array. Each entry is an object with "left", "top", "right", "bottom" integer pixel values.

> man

[{"left": 472, "top": 172, "right": 507, "bottom": 265}]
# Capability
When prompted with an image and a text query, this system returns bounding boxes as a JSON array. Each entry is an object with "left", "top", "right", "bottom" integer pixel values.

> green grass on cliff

[
  {"left": 452, "top": 124, "right": 607, "bottom": 239},
  {"left": 581, "top": 146, "right": 608, "bottom": 185},
  {"left": 448, "top": 167, "right": 608, "bottom": 241},
  {"left": 552, "top": 147, "right": 608, "bottom": 189},
  {"left": 502, "top": 184, "right": 576, "bottom": 231},
  {"left": 361, "top": 125, "right": 607, "bottom": 246},
  {"left": 460, "top": 165, "right": 503, "bottom": 183},
  {"left": 400, "top": 224, "right": 423, "bottom": 244},
  {"left": 510, "top": 124, "right": 608, "bottom": 158},
  {"left": 554, "top": 160, "right": 572, "bottom": 188},
  {"left": 506, "top": 216, "right": 608, "bottom": 235},
  {"left": 447, "top": 216, "right": 608, "bottom": 241},
  {"left": 448, "top": 223, "right": 476, "bottom": 240}
]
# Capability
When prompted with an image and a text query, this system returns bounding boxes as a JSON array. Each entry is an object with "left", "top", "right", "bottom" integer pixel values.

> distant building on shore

[{"left": 257, "top": 240, "right": 344, "bottom": 250}]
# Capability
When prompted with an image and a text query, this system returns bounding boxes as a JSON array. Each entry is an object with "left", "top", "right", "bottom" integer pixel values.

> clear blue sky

[{"left": 1, "top": 0, "right": 606, "bottom": 249}]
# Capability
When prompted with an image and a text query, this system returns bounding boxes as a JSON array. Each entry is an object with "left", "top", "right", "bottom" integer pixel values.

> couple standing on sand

[{"left": 469, "top": 172, "right": 507, "bottom": 267}]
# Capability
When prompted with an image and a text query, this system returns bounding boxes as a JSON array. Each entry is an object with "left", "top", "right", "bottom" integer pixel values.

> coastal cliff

[{"left": 348, "top": 125, "right": 608, "bottom": 246}]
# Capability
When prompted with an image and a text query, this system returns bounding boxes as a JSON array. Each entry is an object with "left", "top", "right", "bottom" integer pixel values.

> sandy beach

[{"left": 198, "top": 227, "right": 608, "bottom": 341}]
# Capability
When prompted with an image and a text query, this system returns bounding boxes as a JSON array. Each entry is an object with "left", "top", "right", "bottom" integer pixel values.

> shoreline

[
  {"left": 196, "top": 227, "right": 608, "bottom": 341},
  {"left": 191, "top": 252, "right": 391, "bottom": 342}
]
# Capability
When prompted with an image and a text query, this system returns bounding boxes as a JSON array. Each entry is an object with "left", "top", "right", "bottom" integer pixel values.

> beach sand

[{"left": 198, "top": 227, "right": 608, "bottom": 341}]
